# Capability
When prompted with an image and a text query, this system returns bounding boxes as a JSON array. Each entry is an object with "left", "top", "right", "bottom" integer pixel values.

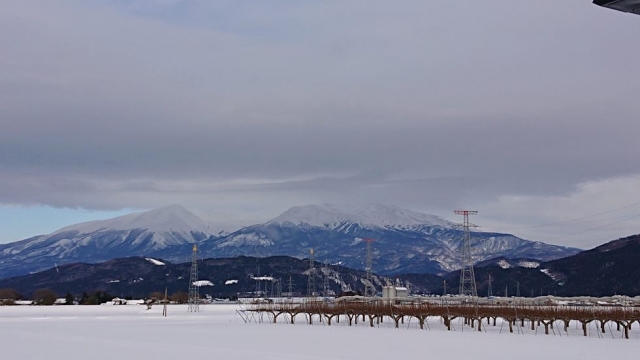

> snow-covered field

[{"left": 1, "top": 304, "right": 638, "bottom": 359}]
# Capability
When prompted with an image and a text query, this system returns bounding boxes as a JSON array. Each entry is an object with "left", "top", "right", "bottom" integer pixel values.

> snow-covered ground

[{"left": 1, "top": 304, "right": 637, "bottom": 359}]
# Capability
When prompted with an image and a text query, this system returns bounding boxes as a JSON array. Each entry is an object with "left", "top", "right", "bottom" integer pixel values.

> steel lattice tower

[
  {"left": 288, "top": 275, "right": 294, "bottom": 297},
  {"left": 322, "top": 261, "right": 330, "bottom": 297},
  {"left": 307, "top": 249, "right": 316, "bottom": 298},
  {"left": 487, "top": 275, "right": 493, "bottom": 297},
  {"left": 277, "top": 278, "right": 283, "bottom": 298},
  {"left": 255, "top": 265, "right": 261, "bottom": 297},
  {"left": 363, "top": 238, "right": 376, "bottom": 297},
  {"left": 187, "top": 244, "right": 199, "bottom": 312},
  {"left": 454, "top": 210, "right": 478, "bottom": 298}
]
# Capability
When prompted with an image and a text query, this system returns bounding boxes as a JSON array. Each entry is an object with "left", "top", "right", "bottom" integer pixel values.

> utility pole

[
  {"left": 162, "top": 286, "right": 168, "bottom": 317},
  {"left": 454, "top": 210, "right": 478, "bottom": 298},
  {"left": 487, "top": 275, "right": 493, "bottom": 298},
  {"left": 443, "top": 280, "right": 447, "bottom": 296},
  {"left": 516, "top": 281, "right": 520, "bottom": 297},
  {"left": 363, "top": 238, "right": 376, "bottom": 297},
  {"left": 505, "top": 285, "right": 508, "bottom": 298},
  {"left": 187, "top": 244, "right": 199, "bottom": 312}
]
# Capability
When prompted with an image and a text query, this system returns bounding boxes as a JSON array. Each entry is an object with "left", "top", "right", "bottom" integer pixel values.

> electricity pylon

[
  {"left": 322, "top": 261, "right": 331, "bottom": 297},
  {"left": 307, "top": 249, "right": 316, "bottom": 297},
  {"left": 187, "top": 244, "right": 199, "bottom": 312},
  {"left": 363, "top": 238, "right": 376, "bottom": 297},
  {"left": 454, "top": 210, "right": 478, "bottom": 298},
  {"left": 287, "top": 275, "right": 295, "bottom": 298}
]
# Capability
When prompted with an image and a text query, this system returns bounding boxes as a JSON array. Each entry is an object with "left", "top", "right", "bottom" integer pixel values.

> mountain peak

[
  {"left": 268, "top": 204, "right": 454, "bottom": 229},
  {"left": 53, "top": 204, "right": 209, "bottom": 235}
]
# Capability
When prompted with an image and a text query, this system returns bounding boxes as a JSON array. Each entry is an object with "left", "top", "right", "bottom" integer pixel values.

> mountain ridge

[
  {"left": 0, "top": 205, "right": 210, "bottom": 278},
  {"left": 0, "top": 204, "right": 579, "bottom": 278},
  {"left": 268, "top": 204, "right": 455, "bottom": 229},
  {"left": 201, "top": 204, "right": 578, "bottom": 274},
  {"left": 2, "top": 233, "right": 638, "bottom": 298}
]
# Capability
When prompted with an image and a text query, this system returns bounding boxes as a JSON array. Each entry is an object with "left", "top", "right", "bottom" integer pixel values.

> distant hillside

[
  {"left": 0, "top": 256, "right": 441, "bottom": 299},
  {"left": 1, "top": 234, "right": 639, "bottom": 299},
  {"left": 544, "top": 234, "right": 640, "bottom": 296},
  {"left": 445, "top": 234, "right": 640, "bottom": 297}
]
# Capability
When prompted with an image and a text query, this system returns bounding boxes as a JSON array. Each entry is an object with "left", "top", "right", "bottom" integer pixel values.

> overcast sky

[{"left": 1, "top": 0, "right": 639, "bottom": 248}]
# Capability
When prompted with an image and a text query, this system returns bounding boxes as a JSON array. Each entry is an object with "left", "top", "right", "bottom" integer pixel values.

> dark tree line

[{"left": 0, "top": 287, "right": 199, "bottom": 305}]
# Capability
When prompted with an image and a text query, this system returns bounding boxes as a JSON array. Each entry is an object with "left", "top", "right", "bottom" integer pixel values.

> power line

[
  {"left": 545, "top": 214, "right": 640, "bottom": 242},
  {"left": 496, "top": 201, "right": 640, "bottom": 232}
]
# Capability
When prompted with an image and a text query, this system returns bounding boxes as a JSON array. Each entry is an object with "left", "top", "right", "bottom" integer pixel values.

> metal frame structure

[
  {"left": 187, "top": 244, "right": 199, "bottom": 312},
  {"left": 307, "top": 249, "right": 316, "bottom": 297},
  {"left": 363, "top": 238, "right": 376, "bottom": 297},
  {"left": 322, "top": 261, "right": 331, "bottom": 297},
  {"left": 454, "top": 210, "right": 478, "bottom": 298}
]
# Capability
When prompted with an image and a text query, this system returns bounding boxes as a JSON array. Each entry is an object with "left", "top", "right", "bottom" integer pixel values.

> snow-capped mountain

[
  {"left": 0, "top": 205, "right": 210, "bottom": 278},
  {"left": 201, "top": 204, "right": 580, "bottom": 274},
  {"left": 269, "top": 204, "right": 455, "bottom": 229},
  {"left": 52, "top": 204, "right": 209, "bottom": 236},
  {"left": 0, "top": 203, "right": 581, "bottom": 279}
]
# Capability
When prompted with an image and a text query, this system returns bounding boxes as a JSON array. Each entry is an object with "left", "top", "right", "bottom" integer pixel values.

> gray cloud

[{"left": 1, "top": 0, "right": 640, "bottom": 247}]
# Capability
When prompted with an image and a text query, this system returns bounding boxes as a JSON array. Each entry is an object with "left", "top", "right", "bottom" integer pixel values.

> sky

[{"left": 1, "top": 0, "right": 639, "bottom": 248}]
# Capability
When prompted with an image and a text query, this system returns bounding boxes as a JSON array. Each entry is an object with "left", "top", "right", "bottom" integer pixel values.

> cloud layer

[{"left": 1, "top": 1, "right": 640, "bottom": 247}]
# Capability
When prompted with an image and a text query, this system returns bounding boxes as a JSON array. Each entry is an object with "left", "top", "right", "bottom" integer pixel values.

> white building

[
  {"left": 395, "top": 287, "right": 408, "bottom": 298},
  {"left": 382, "top": 286, "right": 409, "bottom": 299}
]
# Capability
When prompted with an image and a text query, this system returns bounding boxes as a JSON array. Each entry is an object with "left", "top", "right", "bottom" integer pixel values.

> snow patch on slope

[
  {"left": 217, "top": 233, "right": 274, "bottom": 247},
  {"left": 497, "top": 260, "right": 511, "bottom": 269},
  {"left": 540, "top": 268, "right": 562, "bottom": 284},
  {"left": 518, "top": 261, "right": 540, "bottom": 268},
  {"left": 145, "top": 258, "right": 165, "bottom": 266}
]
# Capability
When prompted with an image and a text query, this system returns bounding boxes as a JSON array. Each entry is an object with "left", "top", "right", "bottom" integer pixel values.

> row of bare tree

[{"left": 246, "top": 300, "right": 640, "bottom": 338}]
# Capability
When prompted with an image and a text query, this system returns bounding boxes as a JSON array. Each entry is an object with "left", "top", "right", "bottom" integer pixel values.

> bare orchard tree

[
  {"left": 33, "top": 288, "right": 57, "bottom": 305},
  {"left": 0, "top": 288, "right": 21, "bottom": 305},
  {"left": 171, "top": 291, "right": 188, "bottom": 304},
  {"left": 0, "top": 288, "right": 20, "bottom": 300}
]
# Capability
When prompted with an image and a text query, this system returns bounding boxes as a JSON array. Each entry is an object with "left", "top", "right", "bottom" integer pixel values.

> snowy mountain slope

[
  {"left": 200, "top": 205, "right": 580, "bottom": 275},
  {"left": 0, "top": 205, "right": 210, "bottom": 278},
  {"left": 52, "top": 204, "right": 209, "bottom": 235},
  {"left": 269, "top": 204, "right": 454, "bottom": 229},
  {"left": 0, "top": 203, "right": 581, "bottom": 278}
]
